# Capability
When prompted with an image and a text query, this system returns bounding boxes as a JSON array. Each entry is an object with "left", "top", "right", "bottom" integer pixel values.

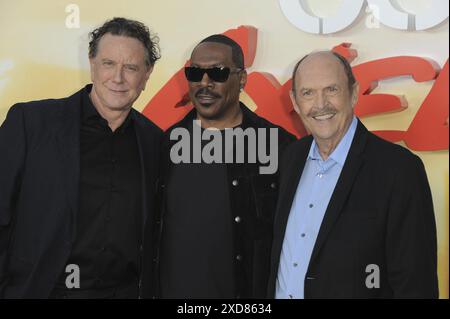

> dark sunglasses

[{"left": 184, "top": 66, "right": 242, "bottom": 83}]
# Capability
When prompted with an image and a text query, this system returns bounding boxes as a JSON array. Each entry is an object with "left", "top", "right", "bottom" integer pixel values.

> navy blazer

[{"left": 267, "top": 120, "right": 438, "bottom": 298}]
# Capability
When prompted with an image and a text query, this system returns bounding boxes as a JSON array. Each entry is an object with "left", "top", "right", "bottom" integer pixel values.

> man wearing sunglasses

[{"left": 150, "top": 35, "right": 295, "bottom": 299}]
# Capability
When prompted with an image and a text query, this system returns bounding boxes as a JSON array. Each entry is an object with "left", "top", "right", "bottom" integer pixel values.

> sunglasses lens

[
  {"left": 207, "top": 67, "right": 230, "bottom": 82},
  {"left": 185, "top": 67, "right": 204, "bottom": 82},
  {"left": 184, "top": 67, "right": 231, "bottom": 82}
]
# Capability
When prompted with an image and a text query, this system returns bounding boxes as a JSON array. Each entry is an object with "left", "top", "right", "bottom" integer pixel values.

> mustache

[
  {"left": 195, "top": 88, "right": 221, "bottom": 98},
  {"left": 308, "top": 106, "right": 337, "bottom": 118}
]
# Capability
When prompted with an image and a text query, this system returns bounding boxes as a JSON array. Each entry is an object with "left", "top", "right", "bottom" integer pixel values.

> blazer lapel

[
  {"left": 269, "top": 136, "right": 312, "bottom": 291},
  {"left": 308, "top": 121, "right": 368, "bottom": 268},
  {"left": 55, "top": 91, "right": 82, "bottom": 243},
  {"left": 132, "top": 112, "right": 158, "bottom": 242}
]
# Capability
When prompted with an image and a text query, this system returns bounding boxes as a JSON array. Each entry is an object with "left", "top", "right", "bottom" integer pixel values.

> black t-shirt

[{"left": 160, "top": 125, "right": 235, "bottom": 298}]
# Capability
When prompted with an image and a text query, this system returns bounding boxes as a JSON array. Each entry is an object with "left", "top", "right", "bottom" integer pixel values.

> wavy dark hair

[{"left": 89, "top": 17, "right": 161, "bottom": 67}]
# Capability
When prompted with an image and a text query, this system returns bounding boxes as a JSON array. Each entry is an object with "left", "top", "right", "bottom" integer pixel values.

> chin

[
  {"left": 105, "top": 102, "right": 132, "bottom": 111},
  {"left": 195, "top": 104, "right": 220, "bottom": 119},
  {"left": 312, "top": 128, "right": 336, "bottom": 141}
]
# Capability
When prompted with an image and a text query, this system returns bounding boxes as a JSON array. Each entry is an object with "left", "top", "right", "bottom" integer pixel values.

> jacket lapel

[
  {"left": 132, "top": 113, "right": 152, "bottom": 238},
  {"left": 308, "top": 120, "right": 368, "bottom": 267},
  {"left": 55, "top": 90, "right": 82, "bottom": 243},
  {"left": 269, "top": 136, "right": 312, "bottom": 293}
]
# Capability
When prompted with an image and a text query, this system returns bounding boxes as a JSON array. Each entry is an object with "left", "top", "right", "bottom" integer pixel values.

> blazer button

[
  {"left": 236, "top": 254, "right": 243, "bottom": 261},
  {"left": 234, "top": 216, "right": 241, "bottom": 223},
  {"left": 270, "top": 182, "right": 277, "bottom": 189},
  {"left": 232, "top": 179, "right": 239, "bottom": 186}
]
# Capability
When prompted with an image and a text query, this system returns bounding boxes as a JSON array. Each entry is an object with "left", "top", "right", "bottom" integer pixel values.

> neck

[
  {"left": 89, "top": 91, "right": 131, "bottom": 132},
  {"left": 315, "top": 119, "right": 353, "bottom": 160},
  {"left": 315, "top": 139, "right": 338, "bottom": 160},
  {"left": 197, "top": 103, "right": 243, "bottom": 130}
]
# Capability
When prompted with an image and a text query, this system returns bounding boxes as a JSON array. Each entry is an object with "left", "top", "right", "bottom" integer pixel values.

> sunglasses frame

[{"left": 184, "top": 66, "right": 242, "bottom": 83}]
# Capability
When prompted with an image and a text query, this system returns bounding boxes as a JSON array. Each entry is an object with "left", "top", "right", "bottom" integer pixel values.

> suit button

[
  {"left": 236, "top": 254, "right": 242, "bottom": 261},
  {"left": 234, "top": 216, "right": 241, "bottom": 223},
  {"left": 232, "top": 179, "right": 239, "bottom": 186},
  {"left": 270, "top": 182, "right": 276, "bottom": 189}
]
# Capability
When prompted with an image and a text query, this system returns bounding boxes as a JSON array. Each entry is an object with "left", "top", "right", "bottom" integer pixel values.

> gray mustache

[{"left": 308, "top": 106, "right": 337, "bottom": 117}]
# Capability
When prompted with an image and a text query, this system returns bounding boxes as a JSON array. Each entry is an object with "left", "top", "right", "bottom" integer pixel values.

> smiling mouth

[
  {"left": 312, "top": 113, "right": 336, "bottom": 121},
  {"left": 109, "top": 88, "right": 128, "bottom": 94}
]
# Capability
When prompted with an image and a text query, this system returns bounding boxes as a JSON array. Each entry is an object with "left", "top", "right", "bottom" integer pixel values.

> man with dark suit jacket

[
  {"left": 0, "top": 17, "right": 163, "bottom": 298},
  {"left": 268, "top": 51, "right": 438, "bottom": 299}
]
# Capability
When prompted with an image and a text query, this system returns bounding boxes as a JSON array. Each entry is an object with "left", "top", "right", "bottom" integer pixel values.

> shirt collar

[
  {"left": 308, "top": 116, "right": 358, "bottom": 166},
  {"left": 81, "top": 84, "right": 99, "bottom": 122}
]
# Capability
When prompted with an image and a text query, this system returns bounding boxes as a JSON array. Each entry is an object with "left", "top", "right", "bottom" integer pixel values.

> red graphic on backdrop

[{"left": 142, "top": 26, "right": 449, "bottom": 151}]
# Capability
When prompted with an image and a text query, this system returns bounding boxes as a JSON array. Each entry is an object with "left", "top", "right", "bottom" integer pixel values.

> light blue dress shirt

[{"left": 276, "top": 116, "right": 358, "bottom": 299}]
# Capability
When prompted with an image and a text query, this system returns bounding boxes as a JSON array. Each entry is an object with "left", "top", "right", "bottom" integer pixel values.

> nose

[
  {"left": 314, "top": 91, "right": 328, "bottom": 109},
  {"left": 199, "top": 72, "right": 213, "bottom": 88},
  {"left": 112, "top": 65, "right": 124, "bottom": 84}
]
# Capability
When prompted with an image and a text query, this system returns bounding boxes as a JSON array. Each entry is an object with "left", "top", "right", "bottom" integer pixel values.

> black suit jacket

[
  {"left": 267, "top": 120, "right": 438, "bottom": 298},
  {"left": 0, "top": 86, "right": 162, "bottom": 298}
]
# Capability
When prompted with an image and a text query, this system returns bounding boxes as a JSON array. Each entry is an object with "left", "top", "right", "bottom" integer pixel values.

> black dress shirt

[{"left": 57, "top": 87, "right": 143, "bottom": 291}]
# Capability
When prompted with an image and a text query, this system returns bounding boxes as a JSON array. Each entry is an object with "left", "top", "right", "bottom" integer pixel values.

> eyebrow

[
  {"left": 300, "top": 83, "right": 340, "bottom": 90},
  {"left": 124, "top": 63, "right": 139, "bottom": 68}
]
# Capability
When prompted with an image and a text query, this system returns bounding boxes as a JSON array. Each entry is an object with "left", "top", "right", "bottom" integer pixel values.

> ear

[
  {"left": 239, "top": 69, "right": 247, "bottom": 90},
  {"left": 351, "top": 81, "right": 359, "bottom": 108},
  {"left": 289, "top": 90, "right": 301, "bottom": 115},
  {"left": 142, "top": 64, "right": 154, "bottom": 91},
  {"left": 89, "top": 57, "right": 96, "bottom": 82}
]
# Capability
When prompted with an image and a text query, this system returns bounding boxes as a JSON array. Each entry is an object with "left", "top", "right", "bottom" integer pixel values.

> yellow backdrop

[{"left": 0, "top": 0, "right": 448, "bottom": 298}]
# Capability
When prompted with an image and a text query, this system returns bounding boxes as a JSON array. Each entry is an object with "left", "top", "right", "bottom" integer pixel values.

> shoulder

[
  {"left": 365, "top": 131, "right": 423, "bottom": 171},
  {"left": 6, "top": 87, "right": 85, "bottom": 119},
  {"left": 284, "top": 133, "right": 312, "bottom": 153},
  {"left": 132, "top": 109, "right": 163, "bottom": 136},
  {"left": 10, "top": 96, "right": 69, "bottom": 115},
  {"left": 243, "top": 108, "right": 297, "bottom": 144}
]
